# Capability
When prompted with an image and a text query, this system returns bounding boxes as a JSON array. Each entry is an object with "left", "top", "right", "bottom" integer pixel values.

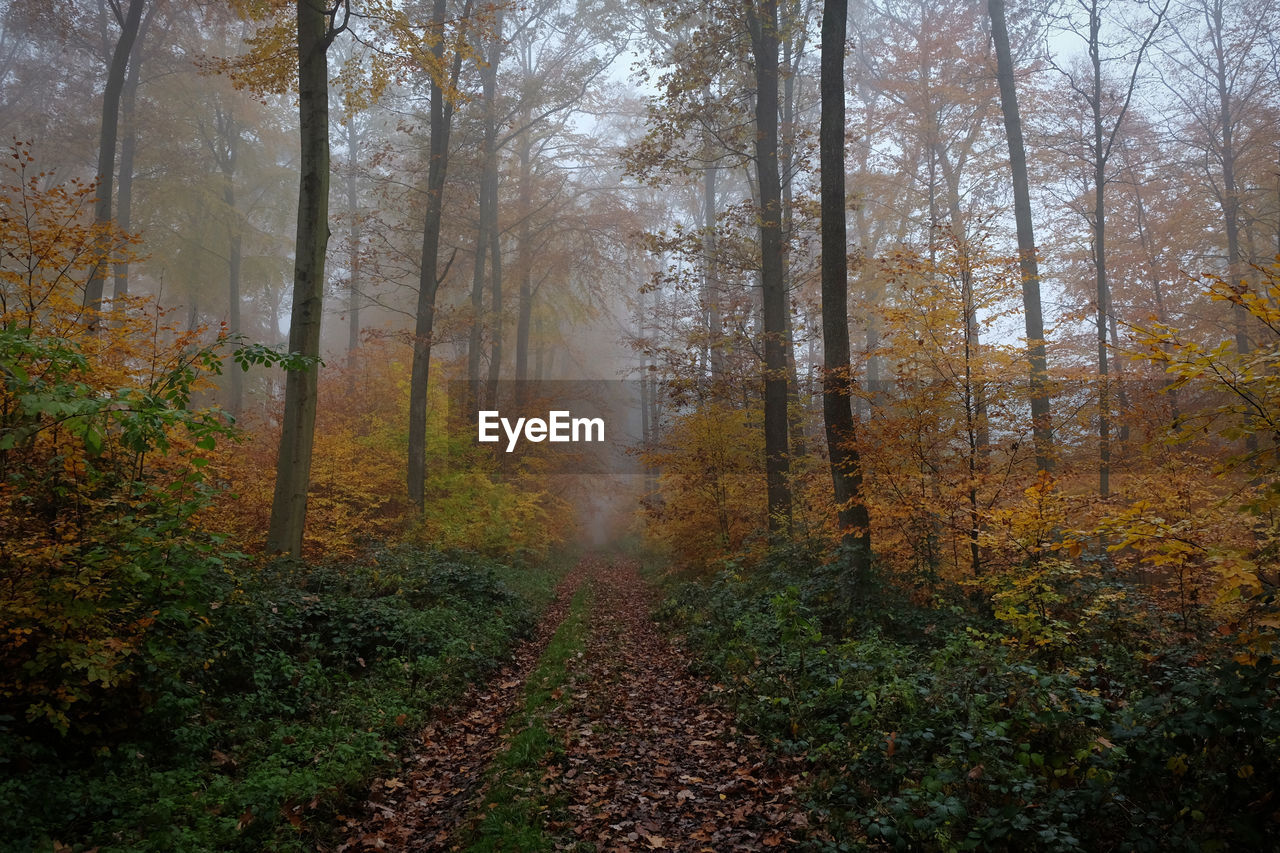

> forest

[{"left": 1, "top": 0, "right": 1279, "bottom": 849}]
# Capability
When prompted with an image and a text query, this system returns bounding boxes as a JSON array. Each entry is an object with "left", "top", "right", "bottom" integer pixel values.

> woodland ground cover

[
  {"left": 1, "top": 546, "right": 558, "bottom": 853},
  {"left": 658, "top": 543, "right": 1280, "bottom": 851}
]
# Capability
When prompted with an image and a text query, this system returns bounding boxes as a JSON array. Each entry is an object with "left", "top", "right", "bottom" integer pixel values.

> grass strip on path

[
  {"left": 459, "top": 579, "right": 593, "bottom": 852},
  {"left": 336, "top": 558, "right": 587, "bottom": 852}
]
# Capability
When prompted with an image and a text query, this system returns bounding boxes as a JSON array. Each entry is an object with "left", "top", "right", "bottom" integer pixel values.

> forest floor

[{"left": 335, "top": 556, "right": 819, "bottom": 852}]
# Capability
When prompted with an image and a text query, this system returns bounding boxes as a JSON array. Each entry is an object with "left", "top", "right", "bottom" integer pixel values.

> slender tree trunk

[
  {"left": 1134, "top": 178, "right": 1182, "bottom": 424},
  {"left": 988, "top": 0, "right": 1053, "bottom": 472},
  {"left": 820, "top": 0, "right": 871, "bottom": 570},
  {"left": 702, "top": 141, "right": 724, "bottom": 390},
  {"left": 514, "top": 125, "right": 534, "bottom": 385},
  {"left": 1090, "top": 7, "right": 1111, "bottom": 499},
  {"left": 1082, "top": 0, "right": 1163, "bottom": 491},
  {"left": 265, "top": 0, "right": 337, "bottom": 555},
  {"left": 780, "top": 16, "right": 805, "bottom": 455},
  {"left": 1212, "top": 5, "right": 1248, "bottom": 356},
  {"left": 484, "top": 11, "right": 507, "bottom": 408},
  {"left": 534, "top": 314, "right": 545, "bottom": 381},
  {"left": 960, "top": 259, "right": 982, "bottom": 576},
  {"left": 486, "top": 161, "right": 503, "bottom": 404},
  {"left": 112, "top": 5, "right": 152, "bottom": 300},
  {"left": 221, "top": 119, "right": 244, "bottom": 418},
  {"left": 84, "top": 0, "right": 146, "bottom": 322},
  {"left": 346, "top": 118, "right": 363, "bottom": 373},
  {"left": 852, "top": 128, "right": 880, "bottom": 419},
  {"left": 407, "top": 0, "right": 469, "bottom": 509},
  {"left": 466, "top": 170, "right": 492, "bottom": 410},
  {"left": 748, "top": 0, "right": 792, "bottom": 536},
  {"left": 467, "top": 13, "right": 502, "bottom": 411}
]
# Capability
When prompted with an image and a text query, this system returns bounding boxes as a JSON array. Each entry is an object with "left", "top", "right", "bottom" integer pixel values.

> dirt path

[
  {"left": 339, "top": 556, "right": 816, "bottom": 851},
  {"left": 545, "top": 559, "right": 814, "bottom": 852},
  {"left": 335, "top": 561, "right": 588, "bottom": 851}
]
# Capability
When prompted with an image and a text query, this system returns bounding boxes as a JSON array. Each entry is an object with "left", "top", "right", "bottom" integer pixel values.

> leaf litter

[{"left": 338, "top": 557, "right": 820, "bottom": 851}]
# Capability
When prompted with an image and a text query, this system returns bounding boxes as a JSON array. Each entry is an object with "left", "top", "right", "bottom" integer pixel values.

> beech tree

[
  {"left": 407, "top": 0, "right": 473, "bottom": 509},
  {"left": 264, "top": 0, "right": 350, "bottom": 555},
  {"left": 820, "top": 0, "right": 871, "bottom": 567},
  {"left": 1046, "top": 0, "right": 1168, "bottom": 497},
  {"left": 988, "top": 0, "right": 1054, "bottom": 473},
  {"left": 83, "top": 0, "right": 147, "bottom": 323},
  {"left": 747, "top": 0, "right": 793, "bottom": 535},
  {"left": 1161, "top": 0, "right": 1279, "bottom": 358}
]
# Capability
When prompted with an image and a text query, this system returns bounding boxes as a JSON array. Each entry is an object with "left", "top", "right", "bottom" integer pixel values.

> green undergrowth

[
  {"left": 2, "top": 545, "right": 564, "bottom": 853},
  {"left": 659, "top": 544, "right": 1280, "bottom": 852},
  {"left": 462, "top": 580, "right": 592, "bottom": 852}
]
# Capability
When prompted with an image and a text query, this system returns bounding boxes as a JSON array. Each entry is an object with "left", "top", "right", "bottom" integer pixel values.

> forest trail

[{"left": 337, "top": 557, "right": 817, "bottom": 852}]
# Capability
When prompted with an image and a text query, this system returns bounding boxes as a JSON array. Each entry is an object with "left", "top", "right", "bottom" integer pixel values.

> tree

[
  {"left": 1047, "top": 0, "right": 1168, "bottom": 497},
  {"left": 407, "top": 0, "right": 473, "bottom": 510},
  {"left": 988, "top": 0, "right": 1053, "bottom": 472},
  {"left": 1161, "top": 0, "right": 1279, "bottom": 362},
  {"left": 111, "top": 1, "right": 157, "bottom": 300},
  {"left": 820, "top": 0, "right": 871, "bottom": 568},
  {"left": 466, "top": 7, "right": 504, "bottom": 412},
  {"left": 83, "top": 0, "right": 147, "bottom": 323},
  {"left": 747, "top": 0, "right": 793, "bottom": 535},
  {"left": 264, "top": 0, "right": 350, "bottom": 555}
]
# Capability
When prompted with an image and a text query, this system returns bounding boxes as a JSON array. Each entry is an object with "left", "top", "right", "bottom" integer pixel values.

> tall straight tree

[
  {"left": 1052, "top": 0, "right": 1167, "bottom": 496},
  {"left": 467, "top": 9, "right": 503, "bottom": 411},
  {"left": 343, "top": 115, "right": 367, "bottom": 369},
  {"left": 112, "top": 1, "right": 156, "bottom": 300},
  {"left": 987, "top": 0, "right": 1053, "bottom": 472},
  {"left": 265, "top": 0, "right": 349, "bottom": 555},
  {"left": 407, "top": 0, "right": 471, "bottom": 509},
  {"left": 747, "top": 0, "right": 793, "bottom": 535},
  {"left": 1164, "top": 0, "right": 1278, "bottom": 359},
  {"left": 208, "top": 103, "right": 245, "bottom": 417},
  {"left": 820, "top": 0, "right": 872, "bottom": 571},
  {"left": 83, "top": 0, "right": 146, "bottom": 322}
]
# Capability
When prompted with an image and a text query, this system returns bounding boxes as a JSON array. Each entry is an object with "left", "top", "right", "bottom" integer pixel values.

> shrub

[{"left": 662, "top": 548, "right": 1280, "bottom": 851}]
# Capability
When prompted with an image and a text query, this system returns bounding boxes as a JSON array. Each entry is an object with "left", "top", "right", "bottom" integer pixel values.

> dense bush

[
  {"left": 661, "top": 548, "right": 1280, "bottom": 851},
  {"left": 0, "top": 546, "right": 538, "bottom": 852}
]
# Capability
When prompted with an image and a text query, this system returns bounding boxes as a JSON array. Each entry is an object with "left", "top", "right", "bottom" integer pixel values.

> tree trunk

[
  {"left": 514, "top": 125, "right": 534, "bottom": 385},
  {"left": 265, "top": 0, "right": 336, "bottom": 555},
  {"left": 112, "top": 4, "right": 152, "bottom": 300},
  {"left": 534, "top": 314, "right": 545, "bottom": 381},
  {"left": 222, "top": 118, "right": 244, "bottom": 418},
  {"left": 407, "top": 0, "right": 469, "bottom": 509},
  {"left": 484, "top": 8, "right": 506, "bottom": 408},
  {"left": 748, "top": 0, "right": 792, "bottom": 537},
  {"left": 780, "top": 13, "right": 806, "bottom": 455},
  {"left": 346, "top": 117, "right": 363, "bottom": 374},
  {"left": 486, "top": 162, "right": 503, "bottom": 404},
  {"left": 1211, "top": 1, "right": 1248, "bottom": 357},
  {"left": 84, "top": 0, "right": 146, "bottom": 322},
  {"left": 988, "top": 0, "right": 1053, "bottom": 472},
  {"left": 1090, "top": 3, "right": 1111, "bottom": 499},
  {"left": 820, "top": 0, "right": 871, "bottom": 570},
  {"left": 702, "top": 141, "right": 724, "bottom": 390},
  {"left": 467, "top": 13, "right": 503, "bottom": 412}
]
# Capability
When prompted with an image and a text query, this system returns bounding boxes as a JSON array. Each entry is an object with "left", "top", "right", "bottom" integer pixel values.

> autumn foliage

[
  {"left": 203, "top": 340, "right": 570, "bottom": 560},
  {"left": 0, "top": 144, "right": 235, "bottom": 732},
  {"left": 0, "top": 143, "right": 572, "bottom": 740}
]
